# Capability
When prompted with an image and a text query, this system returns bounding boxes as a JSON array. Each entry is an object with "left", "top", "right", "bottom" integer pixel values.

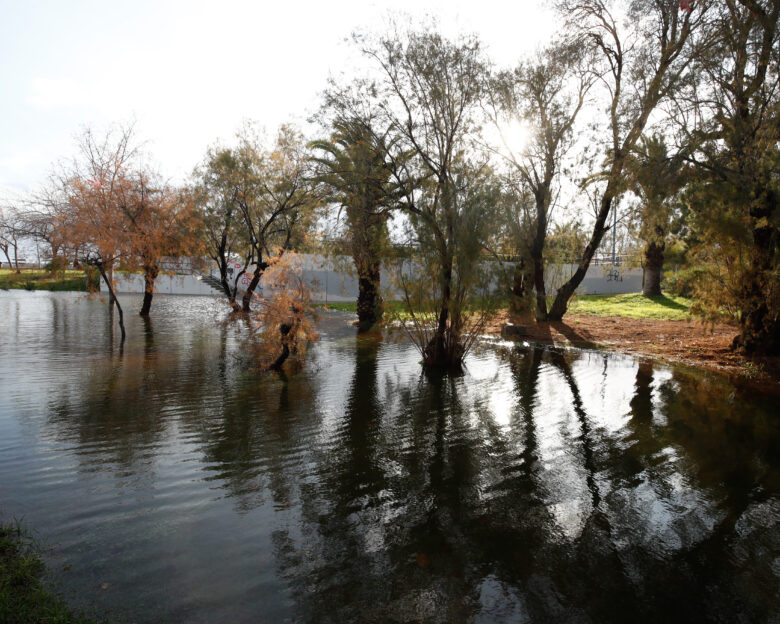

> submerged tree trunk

[
  {"left": 140, "top": 264, "right": 159, "bottom": 316},
  {"left": 97, "top": 264, "right": 125, "bottom": 342},
  {"left": 355, "top": 258, "right": 383, "bottom": 330},
  {"left": 269, "top": 322, "right": 293, "bottom": 371},
  {"left": 216, "top": 261, "right": 241, "bottom": 312},
  {"left": 423, "top": 256, "right": 464, "bottom": 368},
  {"left": 642, "top": 235, "right": 664, "bottom": 297},
  {"left": 531, "top": 190, "right": 549, "bottom": 320},
  {"left": 532, "top": 256, "right": 547, "bottom": 320}
]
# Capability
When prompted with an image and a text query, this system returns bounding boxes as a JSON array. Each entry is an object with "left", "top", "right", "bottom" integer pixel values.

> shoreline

[{"left": 486, "top": 310, "right": 780, "bottom": 387}]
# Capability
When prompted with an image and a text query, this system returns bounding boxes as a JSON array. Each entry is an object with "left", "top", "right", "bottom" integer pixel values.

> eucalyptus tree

[
  {"left": 546, "top": 0, "right": 707, "bottom": 320},
  {"left": 676, "top": 0, "right": 780, "bottom": 355},
  {"left": 357, "top": 25, "right": 492, "bottom": 368},
  {"left": 311, "top": 116, "right": 399, "bottom": 330},
  {"left": 486, "top": 40, "right": 593, "bottom": 319}
]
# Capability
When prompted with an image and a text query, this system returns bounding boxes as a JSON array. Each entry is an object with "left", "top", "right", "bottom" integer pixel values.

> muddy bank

[{"left": 488, "top": 311, "right": 780, "bottom": 385}]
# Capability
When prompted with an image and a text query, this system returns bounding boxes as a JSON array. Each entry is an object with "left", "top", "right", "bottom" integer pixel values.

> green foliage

[
  {"left": 663, "top": 266, "right": 707, "bottom": 299},
  {"left": 310, "top": 117, "right": 398, "bottom": 327},
  {"left": 44, "top": 256, "right": 69, "bottom": 276},
  {"left": 544, "top": 220, "right": 589, "bottom": 264},
  {"left": 0, "top": 270, "right": 94, "bottom": 291},
  {"left": 0, "top": 521, "right": 101, "bottom": 624}
]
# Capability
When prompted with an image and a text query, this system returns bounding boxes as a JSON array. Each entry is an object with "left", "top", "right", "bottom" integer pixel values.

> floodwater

[{"left": 0, "top": 291, "right": 777, "bottom": 624}]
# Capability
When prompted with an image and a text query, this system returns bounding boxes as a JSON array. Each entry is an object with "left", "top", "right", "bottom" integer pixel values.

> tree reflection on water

[{"left": 1, "top": 294, "right": 776, "bottom": 623}]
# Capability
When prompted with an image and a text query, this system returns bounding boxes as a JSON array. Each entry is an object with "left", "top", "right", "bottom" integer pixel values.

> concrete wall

[
  {"left": 547, "top": 264, "right": 644, "bottom": 296},
  {"left": 101, "top": 273, "right": 219, "bottom": 297},
  {"left": 104, "top": 255, "right": 645, "bottom": 299}
]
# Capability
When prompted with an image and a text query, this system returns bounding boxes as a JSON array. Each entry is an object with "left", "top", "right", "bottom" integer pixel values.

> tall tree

[
  {"left": 311, "top": 116, "right": 398, "bottom": 330},
  {"left": 114, "top": 171, "right": 203, "bottom": 316},
  {"left": 192, "top": 146, "right": 250, "bottom": 310},
  {"left": 680, "top": 0, "right": 780, "bottom": 354},
  {"left": 236, "top": 125, "right": 318, "bottom": 313},
  {"left": 624, "top": 134, "right": 686, "bottom": 296},
  {"left": 547, "top": 0, "right": 706, "bottom": 319},
  {"left": 359, "top": 25, "right": 491, "bottom": 367},
  {"left": 58, "top": 126, "right": 139, "bottom": 342},
  {"left": 193, "top": 124, "right": 317, "bottom": 313},
  {"left": 486, "top": 40, "right": 593, "bottom": 319}
]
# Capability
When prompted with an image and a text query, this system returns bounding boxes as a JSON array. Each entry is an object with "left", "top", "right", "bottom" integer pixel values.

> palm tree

[{"left": 311, "top": 118, "right": 399, "bottom": 330}]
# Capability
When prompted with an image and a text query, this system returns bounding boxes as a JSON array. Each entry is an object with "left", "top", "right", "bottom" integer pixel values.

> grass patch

[
  {"left": 0, "top": 270, "right": 98, "bottom": 292},
  {"left": 0, "top": 520, "right": 101, "bottom": 624},
  {"left": 316, "top": 293, "right": 693, "bottom": 322},
  {"left": 313, "top": 301, "right": 406, "bottom": 314},
  {"left": 568, "top": 292, "right": 692, "bottom": 321}
]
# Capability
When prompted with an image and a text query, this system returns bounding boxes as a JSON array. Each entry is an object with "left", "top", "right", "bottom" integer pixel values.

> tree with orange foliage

[
  {"left": 248, "top": 252, "right": 319, "bottom": 371},
  {"left": 57, "top": 126, "right": 136, "bottom": 341},
  {"left": 112, "top": 171, "right": 203, "bottom": 316}
]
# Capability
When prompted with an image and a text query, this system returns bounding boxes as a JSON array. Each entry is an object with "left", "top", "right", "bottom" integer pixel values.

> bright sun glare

[{"left": 497, "top": 119, "right": 530, "bottom": 156}]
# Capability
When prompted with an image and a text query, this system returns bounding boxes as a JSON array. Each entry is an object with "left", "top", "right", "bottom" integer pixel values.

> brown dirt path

[{"left": 487, "top": 310, "right": 779, "bottom": 384}]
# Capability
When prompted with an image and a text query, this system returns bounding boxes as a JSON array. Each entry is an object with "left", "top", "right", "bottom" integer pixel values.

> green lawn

[
  {"left": 567, "top": 292, "right": 692, "bottom": 321},
  {"left": 317, "top": 292, "right": 693, "bottom": 322},
  {"left": 0, "top": 269, "right": 98, "bottom": 292},
  {"left": 0, "top": 521, "right": 101, "bottom": 624}
]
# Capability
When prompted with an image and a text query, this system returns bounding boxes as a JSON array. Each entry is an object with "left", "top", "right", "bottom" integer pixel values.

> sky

[{"left": 0, "top": 0, "right": 557, "bottom": 198}]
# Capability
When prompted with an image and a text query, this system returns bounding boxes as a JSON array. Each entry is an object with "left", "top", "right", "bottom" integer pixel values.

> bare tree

[{"left": 0, "top": 206, "right": 24, "bottom": 272}]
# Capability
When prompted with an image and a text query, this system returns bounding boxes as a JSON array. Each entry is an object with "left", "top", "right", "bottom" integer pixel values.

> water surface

[{"left": 0, "top": 291, "right": 777, "bottom": 623}]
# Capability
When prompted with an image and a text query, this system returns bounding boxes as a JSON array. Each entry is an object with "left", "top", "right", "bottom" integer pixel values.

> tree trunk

[
  {"left": 547, "top": 191, "right": 615, "bottom": 320},
  {"left": 269, "top": 322, "right": 293, "bottom": 370},
  {"left": 423, "top": 257, "right": 463, "bottom": 368},
  {"left": 98, "top": 265, "right": 125, "bottom": 342},
  {"left": 140, "top": 265, "right": 159, "bottom": 316},
  {"left": 732, "top": 212, "right": 779, "bottom": 356},
  {"left": 532, "top": 256, "right": 547, "bottom": 320},
  {"left": 531, "top": 190, "right": 549, "bottom": 320},
  {"left": 509, "top": 259, "right": 529, "bottom": 313},
  {"left": 355, "top": 258, "right": 383, "bottom": 330},
  {"left": 642, "top": 238, "right": 664, "bottom": 297},
  {"left": 241, "top": 261, "right": 268, "bottom": 313}
]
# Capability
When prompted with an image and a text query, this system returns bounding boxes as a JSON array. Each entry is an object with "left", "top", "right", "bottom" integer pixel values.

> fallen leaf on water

[
  {"left": 100, "top": 582, "right": 110, "bottom": 590},
  {"left": 416, "top": 553, "right": 430, "bottom": 569}
]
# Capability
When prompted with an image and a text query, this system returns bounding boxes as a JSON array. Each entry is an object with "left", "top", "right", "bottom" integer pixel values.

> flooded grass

[{"left": 0, "top": 521, "right": 100, "bottom": 624}]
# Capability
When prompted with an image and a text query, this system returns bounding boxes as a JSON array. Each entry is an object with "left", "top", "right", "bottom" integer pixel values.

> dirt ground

[{"left": 487, "top": 310, "right": 780, "bottom": 384}]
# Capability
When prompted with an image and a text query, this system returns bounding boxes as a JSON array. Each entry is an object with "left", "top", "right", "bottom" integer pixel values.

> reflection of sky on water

[{"left": 0, "top": 291, "right": 778, "bottom": 623}]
